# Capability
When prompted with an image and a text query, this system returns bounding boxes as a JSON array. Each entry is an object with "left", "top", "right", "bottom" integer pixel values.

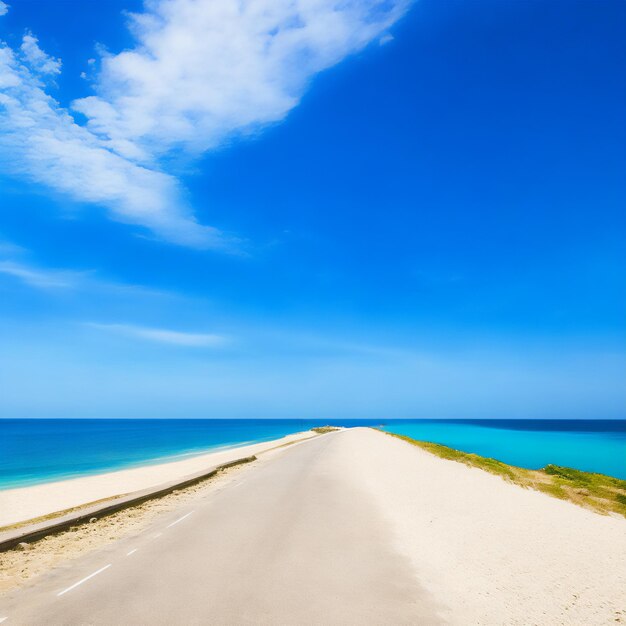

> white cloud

[
  {"left": 0, "top": 260, "right": 82, "bottom": 288},
  {"left": 20, "top": 32, "right": 61, "bottom": 75},
  {"left": 0, "top": 0, "right": 410, "bottom": 246},
  {"left": 88, "top": 322, "right": 227, "bottom": 347},
  {"left": 73, "top": 0, "right": 411, "bottom": 161},
  {"left": 0, "top": 44, "right": 222, "bottom": 247},
  {"left": 0, "top": 1, "right": 8, "bottom": 17},
  {"left": 379, "top": 34, "right": 394, "bottom": 45}
]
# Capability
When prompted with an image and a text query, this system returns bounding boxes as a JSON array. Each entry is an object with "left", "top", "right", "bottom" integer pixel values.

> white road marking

[
  {"left": 166, "top": 511, "right": 195, "bottom": 528},
  {"left": 0, "top": 616, "right": 8, "bottom": 623},
  {"left": 152, "top": 532, "right": 163, "bottom": 539},
  {"left": 57, "top": 564, "right": 112, "bottom": 597},
  {"left": 126, "top": 549, "right": 138, "bottom": 556}
]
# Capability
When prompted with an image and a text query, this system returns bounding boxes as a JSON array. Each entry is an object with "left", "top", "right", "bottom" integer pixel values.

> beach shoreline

[{"left": 0, "top": 430, "right": 315, "bottom": 528}]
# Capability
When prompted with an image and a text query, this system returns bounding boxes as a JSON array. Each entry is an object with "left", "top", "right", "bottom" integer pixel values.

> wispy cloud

[
  {"left": 74, "top": 0, "right": 411, "bottom": 160},
  {"left": 0, "top": 0, "right": 410, "bottom": 247},
  {"left": 0, "top": 260, "right": 83, "bottom": 289},
  {"left": 0, "top": 243, "right": 173, "bottom": 296},
  {"left": 0, "top": 2, "right": 8, "bottom": 17},
  {"left": 0, "top": 44, "right": 221, "bottom": 248},
  {"left": 0, "top": 239, "right": 27, "bottom": 256},
  {"left": 87, "top": 323, "right": 228, "bottom": 347}
]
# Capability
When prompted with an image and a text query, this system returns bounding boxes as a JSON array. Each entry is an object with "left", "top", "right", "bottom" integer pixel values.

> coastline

[
  {"left": 382, "top": 430, "right": 626, "bottom": 517},
  {"left": 1, "top": 426, "right": 624, "bottom": 624},
  {"left": 3, "top": 419, "right": 624, "bottom": 490},
  {"left": 0, "top": 430, "right": 315, "bottom": 528}
]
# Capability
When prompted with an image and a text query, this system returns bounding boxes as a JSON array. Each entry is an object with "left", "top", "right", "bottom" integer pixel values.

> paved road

[{"left": 0, "top": 431, "right": 441, "bottom": 625}]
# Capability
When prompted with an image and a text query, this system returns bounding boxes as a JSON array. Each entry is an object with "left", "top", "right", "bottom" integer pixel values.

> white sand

[
  {"left": 330, "top": 428, "right": 626, "bottom": 626},
  {"left": 0, "top": 431, "right": 313, "bottom": 528}
]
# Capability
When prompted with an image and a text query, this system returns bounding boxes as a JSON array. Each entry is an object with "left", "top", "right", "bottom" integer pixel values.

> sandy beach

[
  {"left": 332, "top": 428, "right": 626, "bottom": 625},
  {"left": 0, "top": 431, "right": 314, "bottom": 528},
  {"left": 1, "top": 427, "right": 625, "bottom": 625}
]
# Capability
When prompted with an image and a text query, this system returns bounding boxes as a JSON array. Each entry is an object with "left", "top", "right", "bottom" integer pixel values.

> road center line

[
  {"left": 166, "top": 511, "right": 195, "bottom": 528},
  {"left": 126, "top": 548, "right": 138, "bottom": 556},
  {"left": 57, "top": 564, "right": 112, "bottom": 597}
]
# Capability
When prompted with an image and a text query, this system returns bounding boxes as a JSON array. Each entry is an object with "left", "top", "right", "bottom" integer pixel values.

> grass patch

[
  {"left": 311, "top": 426, "right": 340, "bottom": 434},
  {"left": 382, "top": 430, "right": 626, "bottom": 518}
]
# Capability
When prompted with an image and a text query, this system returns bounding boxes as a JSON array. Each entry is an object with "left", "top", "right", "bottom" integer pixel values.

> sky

[{"left": 0, "top": 0, "right": 624, "bottom": 419}]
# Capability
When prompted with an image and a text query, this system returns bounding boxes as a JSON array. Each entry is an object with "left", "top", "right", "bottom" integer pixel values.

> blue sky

[{"left": 0, "top": 0, "right": 624, "bottom": 418}]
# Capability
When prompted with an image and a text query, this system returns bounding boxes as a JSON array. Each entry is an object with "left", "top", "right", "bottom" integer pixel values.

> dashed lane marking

[
  {"left": 166, "top": 511, "right": 195, "bottom": 528},
  {"left": 57, "top": 564, "right": 112, "bottom": 597}
]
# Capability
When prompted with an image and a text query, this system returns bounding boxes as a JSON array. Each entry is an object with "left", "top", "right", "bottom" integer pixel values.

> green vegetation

[
  {"left": 382, "top": 430, "right": 626, "bottom": 518},
  {"left": 311, "top": 426, "right": 340, "bottom": 434}
]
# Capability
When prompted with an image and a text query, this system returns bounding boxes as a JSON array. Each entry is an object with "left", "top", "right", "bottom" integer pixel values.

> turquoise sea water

[
  {"left": 379, "top": 420, "right": 626, "bottom": 479},
  {"left": 0, "top": 419, "right": 624, "bottom": 489}
]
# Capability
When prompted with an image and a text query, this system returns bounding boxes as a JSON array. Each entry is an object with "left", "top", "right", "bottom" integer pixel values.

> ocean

[{"left": 1, "top": 418, "right": 625, "bottom": 489}]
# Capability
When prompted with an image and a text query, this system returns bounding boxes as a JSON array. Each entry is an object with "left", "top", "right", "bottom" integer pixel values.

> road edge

[{"left": 0, "top": 455, "right": 256, "bottom": 553}]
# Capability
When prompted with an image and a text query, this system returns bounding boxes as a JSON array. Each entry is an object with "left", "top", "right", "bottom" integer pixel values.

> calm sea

[{"left": 0, "top": 418, "right": 624, "bottom": 489}]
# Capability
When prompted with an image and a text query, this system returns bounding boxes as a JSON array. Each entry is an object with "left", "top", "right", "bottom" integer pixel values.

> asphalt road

[{"left": 0, "top": 430, "right": 441, "bottom": 625}]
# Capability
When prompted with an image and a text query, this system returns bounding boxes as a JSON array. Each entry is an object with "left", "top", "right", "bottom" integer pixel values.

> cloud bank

[{"left": 0, "top": 0, "right": 409, "bottom": 246}]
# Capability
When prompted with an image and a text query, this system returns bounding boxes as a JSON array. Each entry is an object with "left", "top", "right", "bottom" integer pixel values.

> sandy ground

[
  {"left": 334, "top": 428, "right": 626, "bottom": 625},
  {"left": 0, "top": 431, "right": 314, "bottom": 528}
]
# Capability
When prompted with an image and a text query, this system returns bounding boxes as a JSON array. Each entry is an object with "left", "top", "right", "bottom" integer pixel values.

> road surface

[{"left": 0, "top": 430, "right": 441, "bottom": 625}]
